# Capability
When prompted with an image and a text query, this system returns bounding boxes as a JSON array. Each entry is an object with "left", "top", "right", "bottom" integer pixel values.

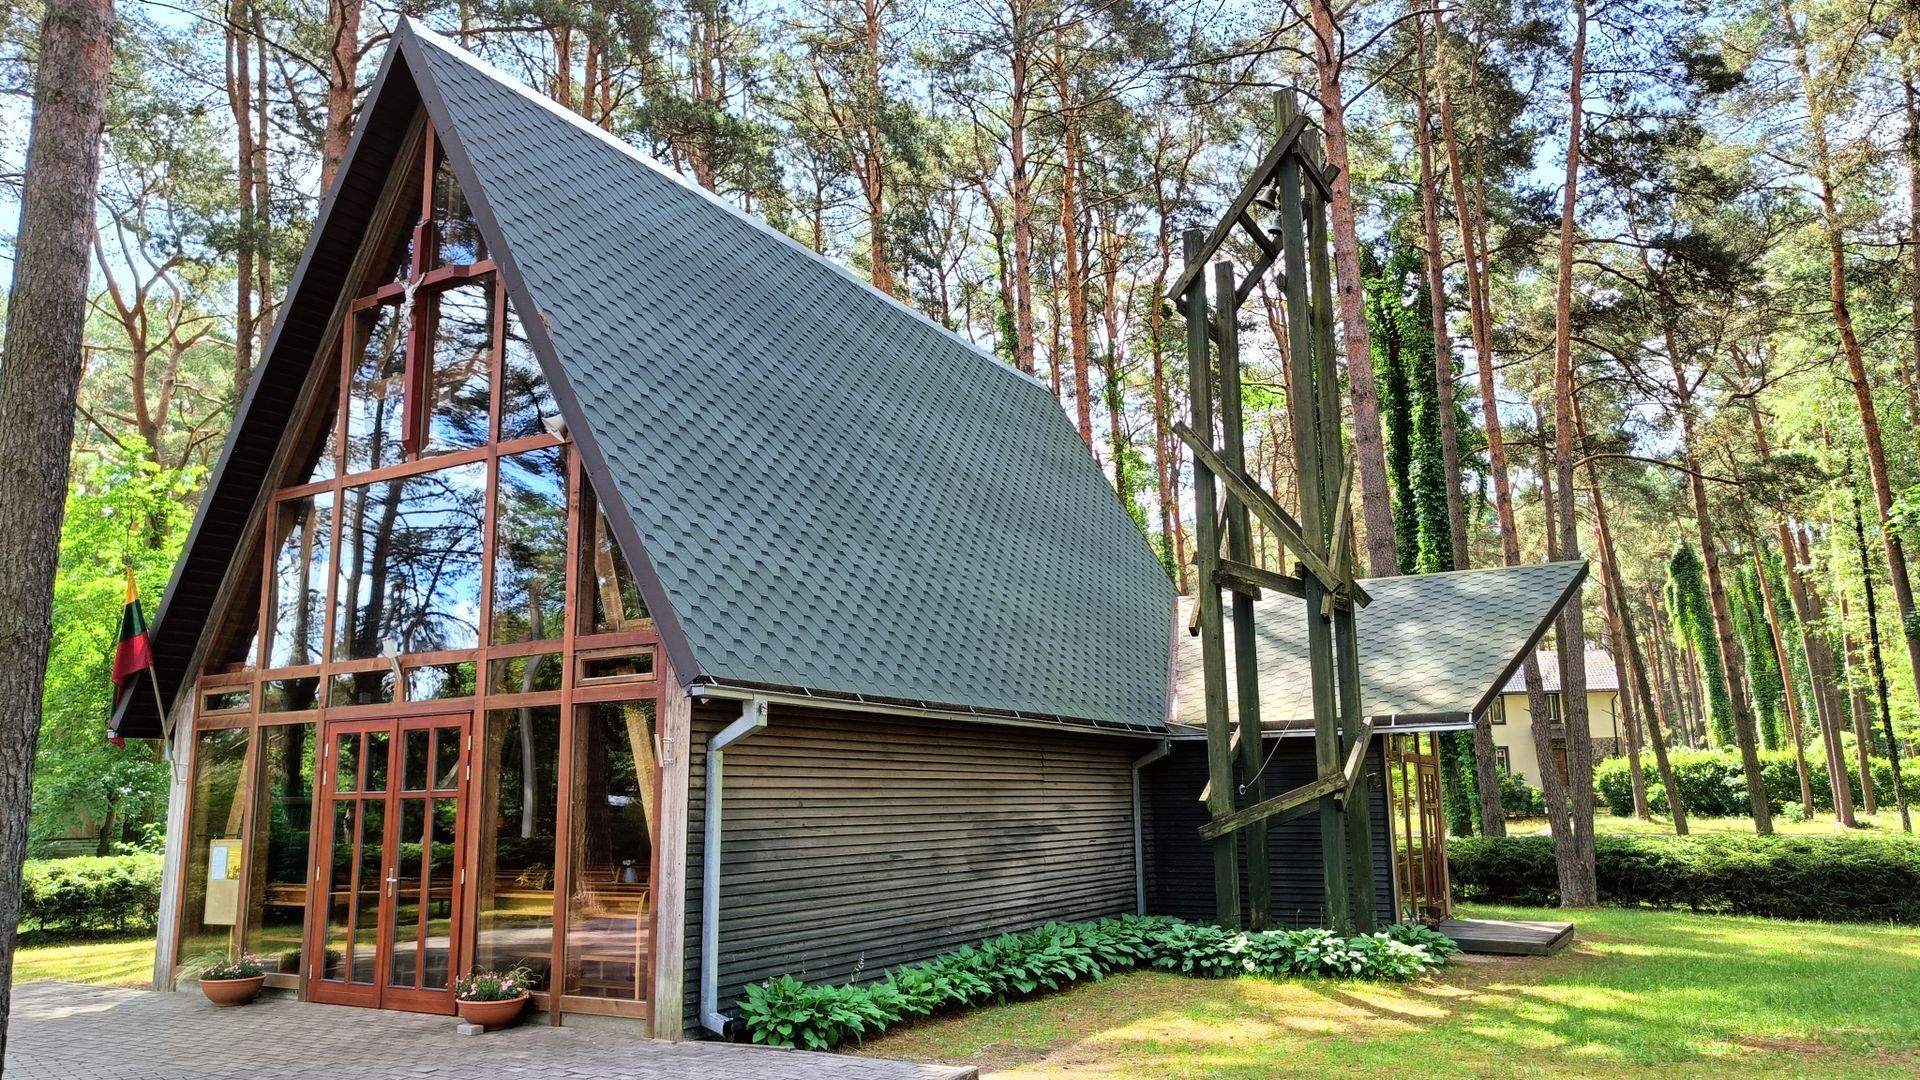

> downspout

[
  {"left": 1131, "top": 738, "right": 1172, "bottom": 914},
  {"left": 701, "top": 694, "right": 768, "bottom": 1037}
]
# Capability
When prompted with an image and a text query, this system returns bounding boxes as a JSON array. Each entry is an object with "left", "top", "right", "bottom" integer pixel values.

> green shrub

[
  {"left": 1449, "top": 833, "right": 1920, "bottom": 922},
  {"left": 20, "top": 854, "right": 162, "bottom": 934},
  {"left": 736, "top": 914, "right": 1453, "bottom": 1051},
  {"left": 1593, "top": 749, "right": 1920, "bottom": 819},
  {"left": 1496, "top": 770, "right": 1545, "bottom": 818}
]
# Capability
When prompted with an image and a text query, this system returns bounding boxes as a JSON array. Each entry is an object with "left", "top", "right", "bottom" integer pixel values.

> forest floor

[
  {"left": 1506, "top": 811, "right": 1916, "bottom": 838},
  {"left": 859, "top": 904, "right": 1920, "bottom": 1079},
  {"left": 12, "top": 930, "right": 154, "bottom": 988}
]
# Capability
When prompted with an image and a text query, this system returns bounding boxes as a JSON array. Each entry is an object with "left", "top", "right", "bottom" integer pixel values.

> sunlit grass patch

[{"left": 14, "top": 932, "right": 155, "bottom": 988}]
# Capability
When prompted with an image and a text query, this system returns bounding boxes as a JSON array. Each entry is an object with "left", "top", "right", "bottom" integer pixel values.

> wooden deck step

[{"left": 1437, "top": 917, "right": 1573, "bottom": 957}]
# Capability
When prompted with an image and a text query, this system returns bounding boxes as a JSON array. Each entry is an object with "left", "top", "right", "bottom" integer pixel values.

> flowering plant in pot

[
  {"left": 454, "top": 965, "right": 532, "bottom": 1029},
  {"left": 193, "top": 952, "right": 269, "bottom": 1007}
]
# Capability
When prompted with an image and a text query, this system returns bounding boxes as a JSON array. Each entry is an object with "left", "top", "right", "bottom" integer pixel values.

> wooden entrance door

[{"left": 310, "top": 714, "right": 472, "bottom": 1013}]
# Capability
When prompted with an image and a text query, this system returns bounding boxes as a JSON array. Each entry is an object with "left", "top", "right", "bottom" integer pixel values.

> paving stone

[{"left": 9, "top": 983, "right": 976, "bottom": 1080}]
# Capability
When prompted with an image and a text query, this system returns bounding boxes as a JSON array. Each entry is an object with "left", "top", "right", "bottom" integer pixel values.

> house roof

[
  {"left": 1501, "top": 648, "right": 1619, "bottom": 694},
  {"left": 113, "top": 23, "right": 1174, "bottom": 738},
  {"left": 1171, "top": 562, "right": 1588, "bottom": 732}
]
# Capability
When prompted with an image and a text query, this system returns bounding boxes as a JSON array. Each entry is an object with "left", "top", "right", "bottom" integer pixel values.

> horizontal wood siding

[
  {"left": 681, "top": 702, "right": 1141, "bottom": 1034},
  {"left": 1142, "top": 737, "right": 1395, "bottom": 926}
]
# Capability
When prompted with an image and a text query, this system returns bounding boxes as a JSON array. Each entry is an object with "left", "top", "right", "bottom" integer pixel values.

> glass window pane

[
  {"left": 405, "top": 662, "right": 477, "bottom": 701},
  {"left": 262, "top": 677, "right": 321, "bottom": 712},
  {"left": 431, "top": 151, "right": 486, "bottom": 267},
  {"left": 346, "top": 303, "right": 408, "bottom": 474},
  {"left": 330, "top": 670, "right": 395, "bottom": 708},
  {"left": 390, "top": 797, "right": 426, "bottom": 988},
  {"left": 476, "top": 707, "right": 559, "bottom": 991},
  {"left": 385, "top": 218, "right": 415, "bottom": 284},
  {"left": 178, "top": 728, "right": 250, "bottom": 970},
  {"left": 268, "top": 493, "right": 332, "bottom": 669},
  {"left": 586, "top": 496, "right": 648, "bottom": 635},
  {"left": 580, "top": 649, "right": 654, "bottom": 682},
  {"left": 493, "top": 448, "right": 568, "bottom": 645},
  {"left": 424, "top": 281, "right": 492, "bottom": 457},
  {"left": 563, "top": 699, "right": 657, "bottom": 1001},
  {"left": 402, "top": 729, "right": 431, "bottom": 792},
  {"left": 203, "top": 688, "right": 251, "bottom": 713},
  {"left": 244, "top": 723, "right": 317, "bottom": 975},
  {"left": 335, "top": 733, "right": 359, "bottom": 793},
  {"left": 205, "top": 571, "right": 261, "bottom": 675},
  {"left": 322, "top": 800, "right": 355, "bottom": 980},
  {"left": 499, "top": 302, "right": 560, "bottom": 442},
  {"left": 335, "top": 463, "right": 486, "bottom": 661},
  {"left": 424, "top": 796, "right": 458, "bottom": 988},
  {"left": 435, "top": 727, "right": 462, "bottom": 790},
  {"left": 488, "top": 653, "right": 563, "bottom": 695},
  {"left": 365, "top": 731, "right": 390, "bottom": 793},
  {"left": 351, "top": 800, "right": 384, "bottom": 983}
]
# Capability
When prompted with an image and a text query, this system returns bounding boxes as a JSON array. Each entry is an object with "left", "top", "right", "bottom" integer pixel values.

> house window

[
  {"left": 1490, "top": 697, "right": 1506, "bottom": 726},
  {"left": 563, "top": 698, "right": 658, "bottom": 1003},
  {"left": 492, "top": 447, "right": 570, "bottom": 645},
  {"left": 333, "top": 463, "right": 487, "bottom": 660},
  {"left": 1545, "top": 693, "right": 1563, "bottom": 724},
  {"left": 243, "top": 721, "right": 317, "bottom": 975},
  {"left": 475, "top": 706, "right": 560, "bottom": 990},
  {"left": 1495, "top": 746, "right": 1511, "bottom": 773},
  {"left": 177, "top": 727, "right": 250, "bottom": 972}
]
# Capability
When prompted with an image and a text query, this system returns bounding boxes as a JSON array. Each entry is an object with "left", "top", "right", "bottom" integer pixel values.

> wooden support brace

[
  {"left": 1167, "top": 113, "right": 1312, "bottom": 301},
  {"left": 1176, "top": 422, "right": 1370, "bottom": 605},
  {"left": 1199, "top": 768, "right": 1343, "bottom": 841},
  {"left": 1335, "top": 716, "right": 1376, "bottom": 806},
  {"left": 1216, "top": 559, "right": 1304, "bottom": 601}
]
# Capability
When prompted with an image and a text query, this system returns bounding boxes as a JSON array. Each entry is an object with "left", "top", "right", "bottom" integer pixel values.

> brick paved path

[{"left": 8, "top": 983, "right": 976, "bottom": 1080}]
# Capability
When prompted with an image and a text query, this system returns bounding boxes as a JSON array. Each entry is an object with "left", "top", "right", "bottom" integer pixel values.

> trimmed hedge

[
  {"left": 736, "top": 916, "right": 1459, "bottom": 1051},
  {"left": 1594, "top": 748, "right": 1919, "bottom": 819},
  {"left": 21, "top": 854, "right": 163, "bottom": 934},
  {"left": 1449, "top": 833, "right": 1920, "bottom": 922}
]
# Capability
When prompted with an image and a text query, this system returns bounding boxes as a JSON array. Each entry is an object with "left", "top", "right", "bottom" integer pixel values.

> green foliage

[
  {"left": 1730, "top": 561, "right": 1783, "bottom": 750},
  {"left": 735, "top": 915, "right": 1454, "bottom": 1051},
  {"left": 1593, "top": 747, "right": 1920, "bottom": 818},
  {"left": 1449, "top": 833, "right": 1920, "bottom": 922},
  {"left": 1438, "top": 730, "right": 1480, "bottom": 836},
  {"left": 454, "top": 965, "right": 534, "bottom": 1002},
  {"left": 20, "top": 854, "right": 163, "bottom": 934},
  {"left": 1496, "top": 768, "right": 1546, "bottom": 817},
  {"left": 31, "top": 446, "right": 197, "bottom": 854},
  {"left": 1666, "top": 543, "right": 1732, "bottom": 746},
  {"left": 1366, "top": 243, "right": 1452, "bottom": 575}
]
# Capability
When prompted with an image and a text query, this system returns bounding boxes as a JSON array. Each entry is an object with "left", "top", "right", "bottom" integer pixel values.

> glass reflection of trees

[
  {"left": 425, "top": 281, "right": 492, "bottom": 456},
  {"left": 347, "top": 304, "right": 407, "bottom": 474},
  {"left": 476, "top": 707, "right": 559, "bottom": 989},
  {"left": 500, "top": 303, "right": 561, "bottom": 441},
  {"left": 493, "top": 448, "right": 568, "bottom": 647},
  {"left": 245, "top": 723, "right": 315, "bottom": 973},
  {"left": 335, "top": 463, "right": 486, "bottom": 672},
  {"left": 431, "top": 155, "right": 486, "bottom": 268},
  {"left": 269, "top": 494, "right": 332, "bottom": 675},
  {"left": 565, "top": 699, "right": 656, "bottom": 1001}
]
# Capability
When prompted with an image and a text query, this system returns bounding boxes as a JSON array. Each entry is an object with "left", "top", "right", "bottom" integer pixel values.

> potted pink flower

[
  {"left": 454, "top": 965, "right": 532, "bottom": 1030},
  {"left": 193, "top": 952, "right": 269, "bottom": 1007}
]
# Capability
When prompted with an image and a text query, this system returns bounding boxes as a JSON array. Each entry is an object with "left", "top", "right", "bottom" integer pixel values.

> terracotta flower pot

[
  {"left": 199, "top": 975, "right": 265, "bottom": 1007},
  {"left": 456, "top": 993, "right": 529, "bottom": 1030}
]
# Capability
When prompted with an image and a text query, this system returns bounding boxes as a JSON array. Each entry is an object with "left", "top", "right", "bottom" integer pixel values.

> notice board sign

[{"left": 205, "top": 838, "right": 242, "bottom": 926}]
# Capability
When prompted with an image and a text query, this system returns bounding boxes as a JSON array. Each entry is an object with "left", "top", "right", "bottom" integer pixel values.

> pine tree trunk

[
  {"left": 323, "top": 0, "right": 362, "bottom": 187},
  {"left": 1053, "top": 30, "right": 1092, "bottom": 448},
  {"left": 1007, "top": 8, "right": 1037, "bottom": 377},
  {"left": 1413, "top": 18, "right": 1470, "bottom": 572},
  {"left": 1786, "top": 0, "right": 1920, "bottom": 750},
  {"left": 1785, "top": 523, "right": 1855, "bottom": 824},
  {"left": 1547, "top": 0, "right": 1597, "bottom": 904},
  {"left": 1309, "top": 0, "right": 1397, "bottom": 577},
  {"left": 0, "top": 0, "right": 115, "bottom": 1061}
]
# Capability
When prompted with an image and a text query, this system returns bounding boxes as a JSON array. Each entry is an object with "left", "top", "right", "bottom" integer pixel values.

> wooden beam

[
  {"left": 1216, "top": 559, "right": 1304, "bottom": 600},
  {"left": 1167, "top": 111, "right": 1311, "bottom": 302},
  {"left": 1335, "top": 715, "right": 1376, "bottom": 805},
  {"left": 1199, "top": 768, "right": 1344, "bottom": 841}
]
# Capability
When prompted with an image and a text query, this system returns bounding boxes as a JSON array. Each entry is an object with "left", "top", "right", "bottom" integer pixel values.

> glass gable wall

[{"left": 176, "top": 122, "right": 663, "bottom": 1022}]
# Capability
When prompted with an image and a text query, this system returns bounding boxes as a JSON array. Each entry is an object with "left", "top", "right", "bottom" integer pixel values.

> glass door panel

[{"left": 311, "top": 714, "right": 470, "bottom": 1014}]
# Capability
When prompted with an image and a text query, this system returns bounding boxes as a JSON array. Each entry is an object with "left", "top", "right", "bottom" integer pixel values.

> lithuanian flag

[{"left": 110, "top": 567, "right": 154, "bottom": 745}]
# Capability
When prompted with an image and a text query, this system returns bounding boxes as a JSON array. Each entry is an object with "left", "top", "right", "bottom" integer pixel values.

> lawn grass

[
  {"left": 859, "top": 905, "right": 1920, "bottom": 1078},
  {"left": 12, "top": 932, "right": 155, "bottom": 988},
  {"left": 1507, "top": 811, "right": 1916, "bottom": 839}
]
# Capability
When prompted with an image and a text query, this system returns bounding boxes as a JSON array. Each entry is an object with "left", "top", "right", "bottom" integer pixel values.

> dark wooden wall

[
  {"left": 680, "top": 702, "right": 1142, "bottom": 1034},
  {"left": 1141, "top": 736, "right": 1396, "bottom": 925}
]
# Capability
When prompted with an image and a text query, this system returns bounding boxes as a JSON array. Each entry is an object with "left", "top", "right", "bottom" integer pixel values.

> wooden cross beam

[
  {"left": 1196, "top": 716, "right": 1376, "bottom": 841},
  {"left": 1174, "top": 422, "right": 1370, "bottom": 607}
]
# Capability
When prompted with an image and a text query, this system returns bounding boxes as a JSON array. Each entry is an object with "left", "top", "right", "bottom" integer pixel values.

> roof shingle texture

[
  {"left": 411, "top": 31, "right": 1175, "bottom": 729},
  {"left": 1501, "top": 648, "right": 1619, "bottom": 694},
  {"left": 1172, "top": 562, "right": 1586, "bottom": 728}
]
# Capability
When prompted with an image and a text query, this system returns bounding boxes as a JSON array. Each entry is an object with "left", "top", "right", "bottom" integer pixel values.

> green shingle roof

[
  {"left": 1172, "top": 562, "right": 1587, "bottom": 731},
  {"left": 405, "top": 27, "right": 1175, "bottom": 729}
]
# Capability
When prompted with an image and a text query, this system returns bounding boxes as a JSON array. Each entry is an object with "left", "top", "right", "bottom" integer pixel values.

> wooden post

[
  {"left": 1216, "top": 259, "right": 1270, "bottom": 929},
  {"left": 1185, "top": 231, "right": 1239, "bottom": 925}
]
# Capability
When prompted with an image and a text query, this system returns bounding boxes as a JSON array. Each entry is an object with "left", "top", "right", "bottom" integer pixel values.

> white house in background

[{"left": 1491, "top": 649, "right": 1622, "bottom": 787}]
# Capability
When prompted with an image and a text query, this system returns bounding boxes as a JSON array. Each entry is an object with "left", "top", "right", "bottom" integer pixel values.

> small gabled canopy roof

[
  {"left": 1171, "top": 561, "right": 1588, "bottom": 733},
  {"left": 115, "top": 23, "right": 1173, "bottom": 739},
  {"left": 1501, "top": 648, "right": 1619, "bottom": 694}
]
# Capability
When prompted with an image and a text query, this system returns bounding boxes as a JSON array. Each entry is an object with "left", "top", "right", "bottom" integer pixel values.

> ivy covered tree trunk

[
  {"left": 0, "top": 0, "right": 115, "bottom": 1062},
  {"left": 1668, "top": 544, "right": 1732, "bottom": 745}
]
